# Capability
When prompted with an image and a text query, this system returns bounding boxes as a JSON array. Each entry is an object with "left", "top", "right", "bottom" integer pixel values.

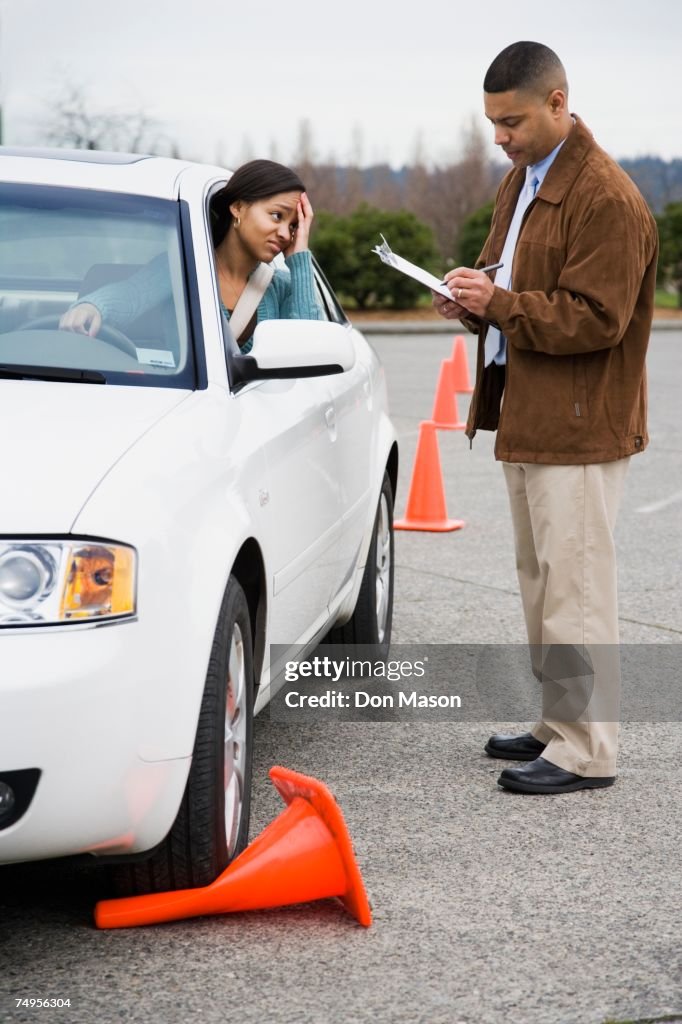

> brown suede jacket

[{"left": 464, "top": 116, "right": 659, "bottom": 464}]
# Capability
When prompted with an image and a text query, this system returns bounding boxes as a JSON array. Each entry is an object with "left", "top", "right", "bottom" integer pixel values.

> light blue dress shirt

[{"left": 484, "top": 135, "right": 569, "bottom": 367}]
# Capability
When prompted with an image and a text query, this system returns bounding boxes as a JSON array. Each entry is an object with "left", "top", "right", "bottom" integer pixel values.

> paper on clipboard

[{"left": 371, "top": 234, "right": 452, "bottom": 299}]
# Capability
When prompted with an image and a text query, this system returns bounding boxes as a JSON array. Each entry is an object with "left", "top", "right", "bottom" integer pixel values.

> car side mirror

[{"left": 228, "top": 320, "right": 356, "bottom": 388}]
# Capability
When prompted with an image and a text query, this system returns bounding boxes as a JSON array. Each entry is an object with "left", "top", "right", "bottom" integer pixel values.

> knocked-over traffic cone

[
  {"left": 430, "top": 359, "right": 466, "bottom": 430},
  {"left": 450, "top": 335, "right": 473, "bottom": 393},
  {"left": 395, "top": 421, "right": 465, "bottom": 532},
  {"left": 94, "top": 766, "right": 372, "bottom": 930}
]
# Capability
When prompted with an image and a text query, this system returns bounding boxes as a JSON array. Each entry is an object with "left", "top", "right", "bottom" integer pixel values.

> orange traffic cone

[
  {"left": 450, "top": 335, "right": 474, "bottom": 393},
  {"left": 94, "top": 766, "right": 372, "bottom": 930},
  {"left": 395, "top": 421, "right": 465, "bottom": 532},
  {"left": 430, "top": 359, "right": 466, "bottom": 430}
]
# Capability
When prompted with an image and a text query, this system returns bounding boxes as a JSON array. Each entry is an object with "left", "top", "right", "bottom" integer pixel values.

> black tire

[
  {"left": 113, "top": 575, "right": 254, "bottom": 896},
  {"left": 324, "top": 470, "right": 394, "bottom": 660}
]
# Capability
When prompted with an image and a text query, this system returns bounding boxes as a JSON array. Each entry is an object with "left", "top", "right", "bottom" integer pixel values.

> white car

[{"left": 0, "top": 147, "right": 397, "bottom": 894}]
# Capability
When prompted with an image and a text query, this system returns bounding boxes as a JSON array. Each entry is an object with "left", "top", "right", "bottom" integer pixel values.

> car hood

[{"left": 1, "top": 380, "right": 192, "bottom": 532}]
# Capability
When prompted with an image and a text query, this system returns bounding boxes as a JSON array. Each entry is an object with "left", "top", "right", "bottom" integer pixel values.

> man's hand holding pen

[{"left": 432, "top": 261, "right": 502, "bottom": 319}]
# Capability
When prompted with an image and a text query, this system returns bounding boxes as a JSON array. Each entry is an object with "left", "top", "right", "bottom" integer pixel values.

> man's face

[{"left": 484, "top": 88, "right": 567, "bottom": 169}]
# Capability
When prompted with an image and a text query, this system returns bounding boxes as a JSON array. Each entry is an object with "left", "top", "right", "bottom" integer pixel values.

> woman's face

[{"left": 231, "top": 190, "right": 301, "bottom": 262}]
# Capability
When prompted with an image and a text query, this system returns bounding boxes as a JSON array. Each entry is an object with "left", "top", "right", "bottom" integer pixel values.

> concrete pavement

[{"left": 1, "top": 329, "right": 680, "bottom": 1024}]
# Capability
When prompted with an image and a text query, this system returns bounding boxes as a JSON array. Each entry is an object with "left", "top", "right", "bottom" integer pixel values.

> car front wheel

[
  {"left": 113, "top": 575, "right": 254, "bottom": 896},
  {"left": 324, "top": 470, "right": 394, "bottom": 659}
]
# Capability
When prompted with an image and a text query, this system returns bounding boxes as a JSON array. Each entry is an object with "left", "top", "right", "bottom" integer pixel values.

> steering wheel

[{"left": 17, "top": 314, "right": 139, "bottom": 359}]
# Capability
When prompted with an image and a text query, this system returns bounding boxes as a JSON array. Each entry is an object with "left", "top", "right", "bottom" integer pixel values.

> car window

[
  {"left": 312, "top": 261, "right": 349, "bottom": 325},
  {"left": 206, "top": 185, "right": 343, "bottom": 339},
  {"left": 0, "top": 184, "right": 194, "bottom": 388},
  {"left": 206, "top": 182, "right": 238, "bottom": 359}
]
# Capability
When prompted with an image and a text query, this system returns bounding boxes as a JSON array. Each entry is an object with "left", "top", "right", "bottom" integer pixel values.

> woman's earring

[{"left": 234, "top": 216, "right": 241, "bottom": 228}]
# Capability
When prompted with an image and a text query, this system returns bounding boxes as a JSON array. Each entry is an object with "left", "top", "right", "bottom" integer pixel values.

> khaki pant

[{"left": 502, "top": 459, "right": 630, "bottom": 777}]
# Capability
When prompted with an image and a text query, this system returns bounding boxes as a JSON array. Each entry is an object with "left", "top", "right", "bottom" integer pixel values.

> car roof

[{"left": 0, "top": 146, "right": 228, "bottom": 199}]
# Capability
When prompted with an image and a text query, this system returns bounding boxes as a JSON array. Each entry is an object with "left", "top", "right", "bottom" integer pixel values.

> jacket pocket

[{"left": 572, "top": 355, "right": 589, "bottom": 419}]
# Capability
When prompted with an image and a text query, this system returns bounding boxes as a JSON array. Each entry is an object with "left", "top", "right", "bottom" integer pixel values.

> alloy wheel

[
  {"left": 224, "top": 622, "right": 247, "bottom": 854},
  {"left": 374, "top": 492, "right": 392, "bottom": 644}
]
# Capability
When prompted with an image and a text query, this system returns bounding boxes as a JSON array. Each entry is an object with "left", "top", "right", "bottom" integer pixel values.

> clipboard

[{"left": 371, "top": 234, "right": 451, "bottom": 300}]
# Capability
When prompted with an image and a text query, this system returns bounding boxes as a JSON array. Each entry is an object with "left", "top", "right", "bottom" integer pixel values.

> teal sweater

[
  {"left": 76, "top": 250, "right": 322, "bottom": 354},
  {"left": 223, "top": 251, "right": 322, "bottom": 352}
]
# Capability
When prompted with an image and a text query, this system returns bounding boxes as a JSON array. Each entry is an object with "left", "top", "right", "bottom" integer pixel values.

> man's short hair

[{"left": 484, "top": 41, "right": 567, "bottom": 96}]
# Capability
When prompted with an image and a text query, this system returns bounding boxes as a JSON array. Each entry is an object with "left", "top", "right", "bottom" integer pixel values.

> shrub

[
  {"left": 312, "top": 204, "right": 439, "bottom": 309},
  {"left": 457, "top": 200, "right": 494, "bottom": 269},
  {"left": 656, "top": 201, "right": 682, "bottom": 306}
]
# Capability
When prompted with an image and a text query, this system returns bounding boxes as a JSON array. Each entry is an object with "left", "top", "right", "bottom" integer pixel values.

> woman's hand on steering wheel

[
  {"left": 23, "top": 311, "right": 139, "bottom": 358},
  {"left": 59, "top": 303, "right": 102, "bottom": 338}
]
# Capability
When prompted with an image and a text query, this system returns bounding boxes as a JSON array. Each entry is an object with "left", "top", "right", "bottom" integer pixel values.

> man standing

[{"left": 434, "top": 41, "right": 658, "bottom": 794}]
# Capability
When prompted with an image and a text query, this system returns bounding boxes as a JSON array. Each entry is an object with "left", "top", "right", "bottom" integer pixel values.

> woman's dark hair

[{"left": 211, "top": 159, "right": 306, "bottom": 246}]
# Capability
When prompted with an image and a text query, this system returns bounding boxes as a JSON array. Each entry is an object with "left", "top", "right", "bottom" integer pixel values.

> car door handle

[{"left": 324, "top": 405, "right": 337, "bottom": 441}]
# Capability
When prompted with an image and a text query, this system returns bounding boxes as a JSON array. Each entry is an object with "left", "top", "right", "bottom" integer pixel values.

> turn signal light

[{"left": 60, "top": 545, "right": 135, "bottom": 620}]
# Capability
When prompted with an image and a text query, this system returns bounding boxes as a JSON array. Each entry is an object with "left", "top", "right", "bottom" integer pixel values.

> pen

[{"left": 440, "top": 261, "right": 503, "bottom": 286}]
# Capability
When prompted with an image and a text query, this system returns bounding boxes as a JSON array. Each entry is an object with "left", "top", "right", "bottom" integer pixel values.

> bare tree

[
  {"left": 367, "top": 163, "right": 403, "bottom": 211},
  {"left": 305, "top": 163, "right": 340, "bottom": 214},
  {"left": 236, "top": 133, "right": 255, "bottom": 165},
  {"left": 293, "top": 118, "right": 316, "bottom": 179},
  {"left": 241, "top": 115, "right": 502, "bottom": 260},
  {"left": 41, "top": 81, "right": 168, "bottom": 154},
  {"left": 400, "top": 118, "right": 499, "bottom": 261},
  {"left": 291, "top": 120, "right": 343, "bottom": 214},
  {"left": 341, "top": 122, "right": 366, "bottom": 211}
]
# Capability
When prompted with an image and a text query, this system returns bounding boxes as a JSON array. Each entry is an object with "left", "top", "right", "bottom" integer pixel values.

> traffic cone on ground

[
  {"left": 450, "top": 335, "right": 474, "bottom": 393},
  {"left": 430, "top": 359, "right": 466, "bottom": 430},
  {"left": 395, "top": 421, "right": 465, "bottom": 532},
  {"left": 94, "top": 766, "right": 372, "bottom": 930}
]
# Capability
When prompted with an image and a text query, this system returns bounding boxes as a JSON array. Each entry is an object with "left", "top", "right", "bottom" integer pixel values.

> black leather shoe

[
  {"left": 497, "top": 757, "right": 616, "bottom": 794},
  {"left": 484, "top": 731, "right": 546, "bottom": 761}
]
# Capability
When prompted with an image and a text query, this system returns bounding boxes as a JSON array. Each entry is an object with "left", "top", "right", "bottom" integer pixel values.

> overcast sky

[{"left": 2, "top": 0, "right": 680, "bottom": 168}]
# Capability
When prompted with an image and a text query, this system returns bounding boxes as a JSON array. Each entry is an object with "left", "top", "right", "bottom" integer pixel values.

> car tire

[
  {"left": 113, "top": 575, "right": 254, "bottom": 896},
  {"left": 324, "top": 470, "right": 394, "bottom": 659}
]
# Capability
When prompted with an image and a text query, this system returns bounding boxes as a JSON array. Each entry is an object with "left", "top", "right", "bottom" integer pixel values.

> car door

[
  {"left": 183, "top": 171, "right": 347, "bottom": 651},
  {"left": 312, "top": 265, "right": 375, "bottom": 596},
  {"left": 239, "top": 373, "right": 343, "bottom": 647},
  {"left": 176, "top": 168, "right": 347, "bottom": 657}
]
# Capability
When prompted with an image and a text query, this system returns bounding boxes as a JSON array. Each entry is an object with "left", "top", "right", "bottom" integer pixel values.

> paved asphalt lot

[{"left": 1, "top": 328, "right": 680, "bottom": 1024}]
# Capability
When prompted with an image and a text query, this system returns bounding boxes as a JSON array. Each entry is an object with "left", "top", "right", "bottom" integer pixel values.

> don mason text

[{"left": 284, "top": 690, "right": 462, "bottom": 709}]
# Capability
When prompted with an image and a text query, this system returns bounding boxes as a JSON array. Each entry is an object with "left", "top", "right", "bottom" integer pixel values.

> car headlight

[{"left": 0, "top": 541, "right": 136, "bottom": 626}]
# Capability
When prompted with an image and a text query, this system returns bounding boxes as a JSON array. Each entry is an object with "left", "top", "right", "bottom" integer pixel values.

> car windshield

[{"left": 0, "top": 184, "right": 194, "bottom": 388}]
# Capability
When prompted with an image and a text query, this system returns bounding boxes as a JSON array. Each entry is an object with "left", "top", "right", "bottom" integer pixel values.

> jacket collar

[
  {"left": 537, "top": 115, "right": 594, "bottom": 205},
  {"left": 490, "top": 115, "right": 594, "bottom": 256},
  {"left": 499, "top": 114, "right": 593, "bottom": 205}
]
